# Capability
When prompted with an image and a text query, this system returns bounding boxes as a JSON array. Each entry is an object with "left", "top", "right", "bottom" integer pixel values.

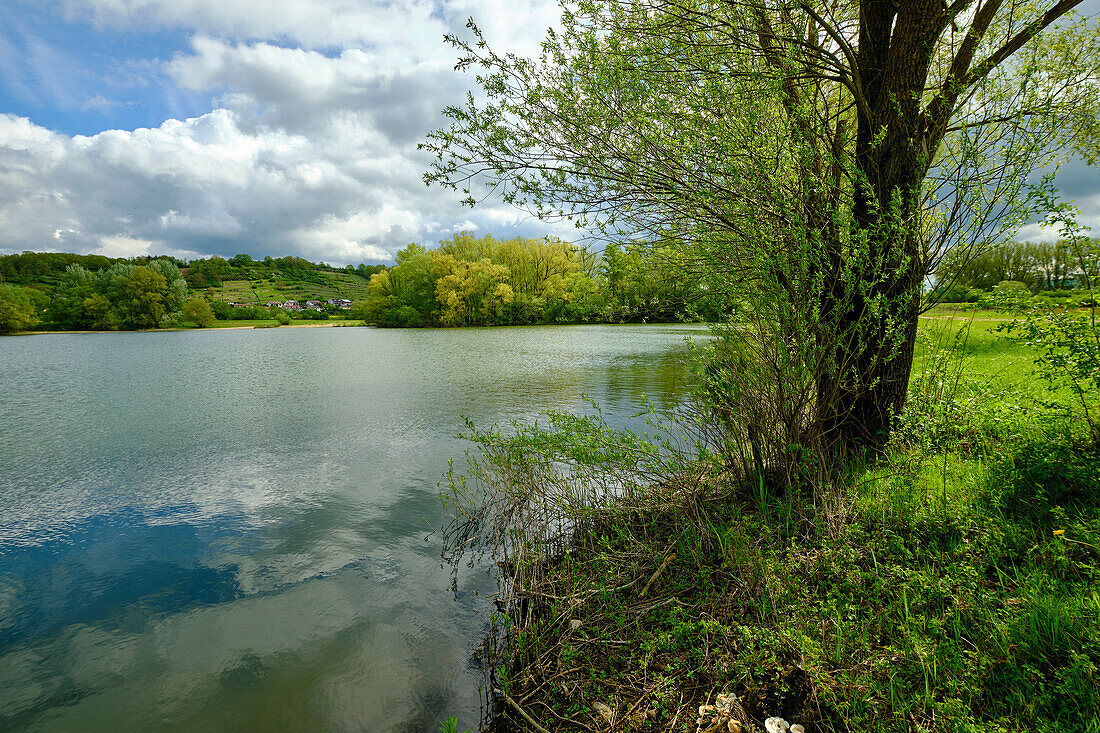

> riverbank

[
  {"left": 6, "top": 318, "right": 708, "bottom": 336},
  {"left": 474, "top": 311, "right": 1100, "bottom": 732},
  {"left": 6, "top": 320, "right": 366, "bottom": 336}
]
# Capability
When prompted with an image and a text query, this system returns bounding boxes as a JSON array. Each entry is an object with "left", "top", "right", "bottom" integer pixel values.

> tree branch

[{"left": 965, "top": 0, "right": 1087, "bottom": 90}]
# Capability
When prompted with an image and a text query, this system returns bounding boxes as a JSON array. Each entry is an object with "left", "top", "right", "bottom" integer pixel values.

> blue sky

[
  {"left": 0, "top": 0, "right": 1096, "bottom": 265},
  {"left": 0, "top": 2, "right": 207, "bottom": 135}
]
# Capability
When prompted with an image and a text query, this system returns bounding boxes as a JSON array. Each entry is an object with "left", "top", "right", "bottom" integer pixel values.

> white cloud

[
  {"left": 166, "top": 38, "right": 460, "bottom": 145},
  {"left": 0, "top": 104, "right": 574, "bottom": 264},
  {"left": 82, "top": 94, "right": 120, "bottom": 110},
  {"left": 1016, "top": 197, "right": 1100, "bottom": 242},
  {"left": 0, "top": 2, "right": 586, "bottom": 263},
  {"left": 95, "top": 234, "right": 155, "bottom": 257},
  {"left": 60, "top": 0, "right": 563, "bottom": 58},
  {"left": 0, "top": 1, "right": 588, "bottom": 264}
]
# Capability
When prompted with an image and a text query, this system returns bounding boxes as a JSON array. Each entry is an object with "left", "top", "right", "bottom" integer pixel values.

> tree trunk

[
  {"left": 816, "top": 142, "right": 927, "bottom": 451},
  {"left": 808, "top": 0, "right": 947, "bottom": 452},
  {"left": 816, "top": 251, "right": 923, "bottom": 452}
]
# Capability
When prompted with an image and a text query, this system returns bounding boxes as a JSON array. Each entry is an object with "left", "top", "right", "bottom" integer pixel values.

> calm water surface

[{"left": 0, "top": 324, "right": 705, "bottom": 732}]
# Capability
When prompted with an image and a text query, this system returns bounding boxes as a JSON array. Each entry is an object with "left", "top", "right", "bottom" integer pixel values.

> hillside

[
  {"left": 0, "top": 251, "right": 384, "bottom": 305},
  {"left": 200, "top": 271, "right": 374, "bottom": 305}
]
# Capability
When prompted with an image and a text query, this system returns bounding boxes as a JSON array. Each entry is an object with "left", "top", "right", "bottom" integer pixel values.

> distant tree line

[
  {"left": 1, "top": 259, "right": 192, "bottom": 332},
  {"left": 0, "top": 254, "right": 193, "bottom": 332},
  {"left": 0, "top": 250, "right": 384, "bottom": 292},
  {"left": 0, "top": 252, "right": 181, "bottom": 288},
  {"left": 0, "top": 250, "right": 385, "bottom": 332},
  {"left": 182, "top": 253, "right": 384, "bottom": 289},
  {"left": 354, "top": 233, "right": 726, "bottom": 327},
  {"left": 1, "top": 237, "right": 725, "bottom": 332},
  {"left": 935, "top": 239, "right": 1100, "bottom": 301}
]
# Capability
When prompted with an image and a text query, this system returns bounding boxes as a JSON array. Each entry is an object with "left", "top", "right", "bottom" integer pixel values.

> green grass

[
  {"left": 920, "top": 306, "right": 1041, "bottom": 381},
  {"left": 482, "top": 312, "right": 1100, "bottom": 733}
]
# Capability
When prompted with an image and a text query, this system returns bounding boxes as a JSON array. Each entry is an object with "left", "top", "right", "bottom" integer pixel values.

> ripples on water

[{"left": 0, "top": 324, "right": 706, "bottom": 731}]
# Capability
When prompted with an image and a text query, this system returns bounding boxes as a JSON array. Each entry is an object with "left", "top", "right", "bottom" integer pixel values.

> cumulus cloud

[
  {"left": 166, "top": 38, "right": 459, "bottom": 145},
  {"left": 1013, "top": 158, "right": 1100, "bottom": 242},
  {"left": 0, "top": 1, "right": 580, "bottom": 263},
  {"left": 0, "top": 104, "right": 572, "bottom": 264}
]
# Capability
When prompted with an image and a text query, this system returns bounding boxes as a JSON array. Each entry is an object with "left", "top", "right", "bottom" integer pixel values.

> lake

[{"left": 0, "top": 324, "right": 706, "bottom": 732}]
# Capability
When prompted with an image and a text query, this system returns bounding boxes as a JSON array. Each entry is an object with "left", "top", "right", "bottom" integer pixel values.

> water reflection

[
  {"left": 0, "top": 509, "right": 245, "bottom": 650},
  {"left": 0, "top": 324, "right": 706, "bottom": 731}
]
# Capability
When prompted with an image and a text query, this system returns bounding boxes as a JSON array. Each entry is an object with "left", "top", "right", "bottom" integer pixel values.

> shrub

[
  {"left": 181, "top": 296, "right": 216, "bottom": 327},
  {"left": 994, "top": 439, "right": 1100, "bottom": 528},
  {"left": 933, "top": 283, "right": 982, "bottom": 303},
  {"left": 382, "top": 305, "right": 423, "bottom": 327},
  {"left": 999, "top": 301, "right": 1100, "bottom": 444}
]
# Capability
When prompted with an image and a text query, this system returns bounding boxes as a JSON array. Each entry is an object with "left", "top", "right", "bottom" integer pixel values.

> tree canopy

[
  {"left": 47, "top": 260, "right": 187, "bottom": 331},
  {"left": 0, "top": 284, "right": 46, "bottom": 333},
  {"left": 425, "top": 0, "right": 1099, "bottom": 452},
  {"left": 356, "top": 232, "right": 722, "bottom": 327}
]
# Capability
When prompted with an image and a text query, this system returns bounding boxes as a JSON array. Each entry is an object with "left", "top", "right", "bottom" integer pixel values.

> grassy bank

[{"left": 463, "top": 309, "right": 1099, "bottom": 733}]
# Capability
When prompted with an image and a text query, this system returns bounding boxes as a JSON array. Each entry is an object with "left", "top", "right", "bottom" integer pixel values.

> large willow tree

[{"left": 425, "top": 0, "right": 1099, "bottom": 453}]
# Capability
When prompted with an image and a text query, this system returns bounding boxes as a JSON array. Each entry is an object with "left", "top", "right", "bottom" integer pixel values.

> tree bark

[{"left": 814, "top": 0, "right": 947, "bottom": 451}]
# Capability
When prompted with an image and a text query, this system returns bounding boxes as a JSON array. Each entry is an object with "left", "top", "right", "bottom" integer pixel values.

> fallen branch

[
  {"left": 640, "top": 551, "right": 677, "bottom": 597},
  {"left": 497, "top": 688, "right": 553, "bottom": 733}
]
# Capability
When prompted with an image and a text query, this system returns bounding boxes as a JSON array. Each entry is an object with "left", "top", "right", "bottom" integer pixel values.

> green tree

[
  {"left": 48, "top": 265, "right": 103, "bottom": 329},
  {"left": 47, "top": 259, "right": 187, "bottom": 330},
  {"left": 182, "top": 296, "right": 216, "bottom": 327},
  {"left": 0, "top": 284, "right": 41, "bottom": 333},
  {"left": 121, "top": 265, "right": 169, "bottom": 328},
  {"left": 389, "top": 243, "right": 445, "bottom": 318},
  {"left": 1032, "top": 239, "right": 1079, "bottom": 290},
  {"left": 82, "top": 292, "right": 117, "bottom": 330},
  {"left": 435, "top": 255, "right": 514, "bottom": 326},
  {"left": 425, "top": 0, "right": 1098, "bottom": 452},
  {"left": 210, "top": 300, "right": 233, "bottom": 320},
  {"left": 937, "top": 240, "right": 1059, "bottom": 292}
]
